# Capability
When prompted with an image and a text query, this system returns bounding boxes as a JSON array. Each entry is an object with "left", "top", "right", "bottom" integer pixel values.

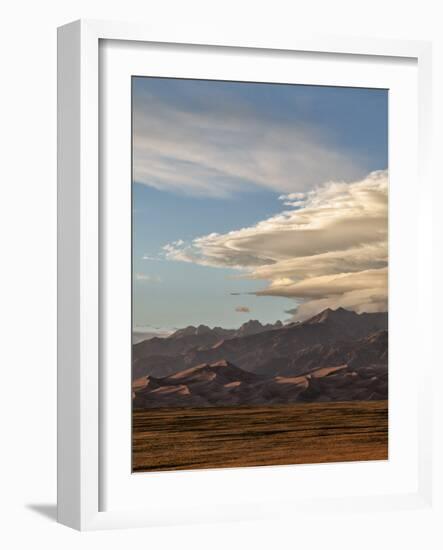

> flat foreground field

[{"left": 132, "top": 401, "right": 388, "bottom": 472}]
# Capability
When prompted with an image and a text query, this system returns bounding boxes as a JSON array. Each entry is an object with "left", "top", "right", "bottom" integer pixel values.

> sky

[{"left": 132, "top": 77, "right": 388, "bottom": 333}]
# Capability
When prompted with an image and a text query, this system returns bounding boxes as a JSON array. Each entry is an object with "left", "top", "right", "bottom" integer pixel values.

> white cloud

[
  {"left": 134, "top": 273, "right": 162, "bottom": 283},
  {"left": 161, "top": 171, "right": 388, "bottom": 320},
  {"left": 133, "top": 93, "right": 368, "bottom": 198}
]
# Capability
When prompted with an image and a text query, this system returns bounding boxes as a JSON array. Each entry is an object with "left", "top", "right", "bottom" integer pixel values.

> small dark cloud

[{"left": 235, "top": 306, "right": 250, "bottom": 313}]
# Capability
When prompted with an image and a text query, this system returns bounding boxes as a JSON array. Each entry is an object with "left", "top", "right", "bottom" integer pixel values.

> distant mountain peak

[
  {"left": 195, "top": 324, "right": 212, "bottom": 335},
  {"left": 303, "top": 307, "right": 388, "bottom": 332},
  {"left": 236, "top": 319, "right": 284, "bottom": 337},
  {"left": 169, "top": 325, "right": 197, "bottom": 338},
  {"left": 304, "top": 307, "right": 358, "bottom": 325},
  {"left": 239, "top": 319, "right": 263, "bottom": 329}
]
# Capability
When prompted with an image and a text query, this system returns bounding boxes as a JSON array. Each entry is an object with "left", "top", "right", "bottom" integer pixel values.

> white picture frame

[{"left": 57, "top": 19, "right": 435, "bottom": 531}]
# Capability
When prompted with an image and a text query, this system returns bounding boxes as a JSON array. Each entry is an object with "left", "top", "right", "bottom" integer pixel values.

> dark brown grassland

[{"left": 132, "top": 400, "right": 388, "bottom": 472}]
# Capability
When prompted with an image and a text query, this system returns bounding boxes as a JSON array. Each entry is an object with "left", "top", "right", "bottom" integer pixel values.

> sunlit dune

[
  {"left": 224, "top": 381, "right": 242, "bottom": 388},
  {"left": 310, "top": 364, "right": 348, "bottom": 378},
  {"left": 151, "top": 384, "right": 190, "bottom": 396},
  {"left": 274, "top": 375, "right": 308, "bottom": 386}
]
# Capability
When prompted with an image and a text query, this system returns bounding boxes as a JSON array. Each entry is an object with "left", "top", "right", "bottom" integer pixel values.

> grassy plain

[{"left": 132, "top": 401, "right": 388, "bottom": 472}]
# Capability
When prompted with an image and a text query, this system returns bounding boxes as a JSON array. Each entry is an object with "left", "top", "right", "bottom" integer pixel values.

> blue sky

[{"left": 132, "top": 77, "right": 388, "bottom": 331}]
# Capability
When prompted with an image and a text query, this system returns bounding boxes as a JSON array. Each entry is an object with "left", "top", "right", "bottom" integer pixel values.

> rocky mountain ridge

[{"left": 132, "top": 308, "right": 388, "bottom": 408}]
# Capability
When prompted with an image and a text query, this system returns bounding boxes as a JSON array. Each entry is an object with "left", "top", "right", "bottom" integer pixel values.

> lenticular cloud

[{"left": 163, "top": 170, "right": 388, "bottom": 320}]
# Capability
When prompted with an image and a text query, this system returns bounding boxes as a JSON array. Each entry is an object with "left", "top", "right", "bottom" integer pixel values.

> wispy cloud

[
  {"left": 133, "top": 88, "right": 368, "bottom": 198},
  {"left": 134, "top": 273, "right": 162, "bottom": 283},
  {"left": 161, "top": 171, "right": 388, "bottom": 320}
]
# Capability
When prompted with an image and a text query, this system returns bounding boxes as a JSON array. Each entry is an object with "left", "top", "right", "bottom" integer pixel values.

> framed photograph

[
  {"left": 130, "top": 77, "right": 391, "bottom": 472},
  {"left": 57, "top": 20, "right": 435, "bottom": 531}
]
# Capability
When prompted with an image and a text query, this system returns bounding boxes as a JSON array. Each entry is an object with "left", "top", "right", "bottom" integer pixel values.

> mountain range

[{"left": 132, "top": 307, "right": 388, "bottom": 408}]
